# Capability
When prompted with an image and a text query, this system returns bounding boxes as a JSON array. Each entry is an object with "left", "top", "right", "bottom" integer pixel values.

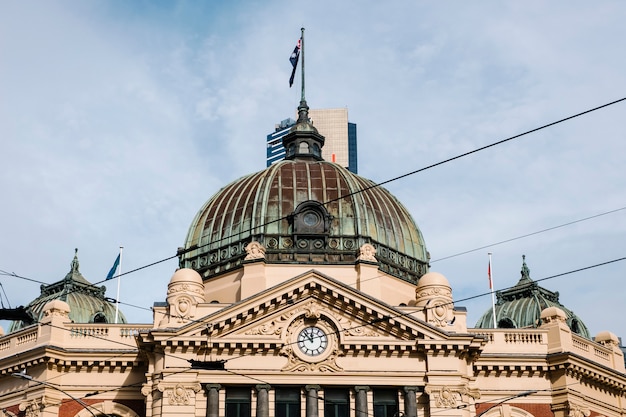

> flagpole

[
  {"left": 300, "top": 27, "right": 305, "bottom": 102},
  {"left": 488, "top": 252, "right": 497, "bottom": 328},
  {"left": 114, "top": 246, "right": 123, "bottom": 324}
]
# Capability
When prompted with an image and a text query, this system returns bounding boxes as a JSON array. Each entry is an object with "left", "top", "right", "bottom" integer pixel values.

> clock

[{"left": 297, "top": 326, "right": 328, "bottom": 356}]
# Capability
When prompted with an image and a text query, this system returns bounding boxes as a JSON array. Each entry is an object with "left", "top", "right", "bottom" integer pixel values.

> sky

[{"left": 1, "top": 1, "right": 625, "bottom": 338}]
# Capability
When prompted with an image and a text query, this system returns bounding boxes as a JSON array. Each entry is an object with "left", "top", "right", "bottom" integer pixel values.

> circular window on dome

[
  {"left": 303, "top": 211, "right": 321, "bottom": 227},
  {"left": 292, "top": 201, "right": 329, "bottom": 235}
]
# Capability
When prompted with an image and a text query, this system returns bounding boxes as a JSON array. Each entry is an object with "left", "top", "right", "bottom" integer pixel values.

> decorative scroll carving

[
  {"left": 425, "top": 385, "right": 479, "bottom": 409},
  {"left": 245, "top": 241, "right": 266, "bottom": 260},
  {"left": 245, "top": 310, "right": 296, "bottom": 335},
  {"left": 19, "top": 397, "right": 48, "bottom": 417},
  {"left": 244, "top": 300, "right": 325, "bottom": 336},
  {"left": 568, "top": 404, "right": 591, "bottom": 417},
  {"left": 303, "top": 300, "right": 321, "bottom": 319},
  {"left": 157, "top": 382, "right": 201, "bottom": 406},
  {"left": 329, "top": 311, "right": 380, "bottom": 337}
]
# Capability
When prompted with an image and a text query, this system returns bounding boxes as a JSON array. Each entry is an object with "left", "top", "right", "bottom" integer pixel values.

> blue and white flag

[
  {"left": 106, "top": 254, "right": 121, "bottom": 280},
  {"left": 289, "top": 38, "right": 301, "bottom": 87}
]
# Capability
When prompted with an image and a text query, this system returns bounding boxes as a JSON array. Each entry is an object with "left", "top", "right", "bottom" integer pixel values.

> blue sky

[{"left": 1, "top": 1, "right": 625, "bottom": 337}]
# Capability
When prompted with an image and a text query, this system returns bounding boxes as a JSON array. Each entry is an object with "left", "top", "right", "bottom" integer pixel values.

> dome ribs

[{"left": 181, "top": 159, "right": 429, "bottom": 282}]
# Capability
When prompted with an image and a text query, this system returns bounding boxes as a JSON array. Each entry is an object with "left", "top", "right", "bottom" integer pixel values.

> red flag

[{"left": 488, "top": 260, "right": 493, "bottom": 289}]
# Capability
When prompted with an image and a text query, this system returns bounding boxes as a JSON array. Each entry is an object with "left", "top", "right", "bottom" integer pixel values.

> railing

[
  {"left": 0, "top": 323, "right": 152, "bottom": 358},
  {"left": 571, "top": 333, "right": 613, "bottom": 366},
  {"left": 472, "top": 328, "right": 618, "bottom": 369},
  {"left": 470, "top": 328, "right": 548, "bottom": 355}
]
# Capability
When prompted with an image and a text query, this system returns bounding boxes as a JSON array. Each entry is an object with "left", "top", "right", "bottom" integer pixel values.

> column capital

[
  {"left": 355, "top": 386, "right": 370, "bottom": 392},
  {"left": 305, "top": 385, "right": 321, "bottom": 392},
  {"left": 256, "top": 384, "right": 271, "bottom": 392},
  {"left": 204, "top": 383, "right": 221, "bottom": 392},
  {"left": 403, "top": 386, "right": 420, "bottom": 394}
]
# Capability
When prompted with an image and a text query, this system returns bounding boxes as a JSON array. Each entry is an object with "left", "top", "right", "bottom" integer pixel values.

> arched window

[
  {"left": 92, "top": 312, "right": 108, "bottom": 323},
  {"left": 497, "top": 317, "right": 516, "bottom": 328}
]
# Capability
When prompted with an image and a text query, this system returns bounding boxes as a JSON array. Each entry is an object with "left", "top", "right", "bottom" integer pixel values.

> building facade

[
  {"left": 267, "top": 108, "right": 357, "bottom": 174},
  {"left": 1, "top": 100, "right": 625, "bottom": 417}
]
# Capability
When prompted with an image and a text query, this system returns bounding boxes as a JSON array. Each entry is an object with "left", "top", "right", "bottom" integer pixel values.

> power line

[
  {"left": 6, "top": 255, "right": 622, "bottom": 405},
  {"left": 2, "top": 97, "right": 625, "bottom": 322},
  {"left": 430, "top": 206, "right": 626, "bottom": 263},
  {"left": 81, "top": 95, "right": 625, "bottom": 286}
]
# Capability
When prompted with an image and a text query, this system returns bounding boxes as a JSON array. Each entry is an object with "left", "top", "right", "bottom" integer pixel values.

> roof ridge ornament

[
  {"left": 518, "top": 254, "right": 532, "bottom": 284},
  {"left": 71, "top": 248, "right": 80, "bottom": 274}
]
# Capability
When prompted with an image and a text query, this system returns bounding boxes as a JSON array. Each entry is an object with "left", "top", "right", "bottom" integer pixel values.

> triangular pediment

[{"left": 156, "top": 270, "right": 455, "bottom": 345}]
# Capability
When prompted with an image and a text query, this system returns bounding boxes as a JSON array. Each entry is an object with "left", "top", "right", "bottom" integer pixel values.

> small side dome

[
  {"left": 42, "top": 299, "right": 71, "bottom": 314},
  {"left": 415, "top": 271, "right": 454, "bottom": 329},
  {"left": 169, "top": 268, "right": 203, "bottom": 286},
  {"left": 475, "top": 256, "right": 590, "bottom": 338},
  {"left": 163, "top": 268, "right": 205, "bottom": 325},
  {"left": 595, "top": 331, "right": 620, "bottom": 347},
  {"left": 40, "top": 299, "right": 71, "bottom": 324},
  {"left": 416, "top": 271, "right": 450, "bottom": 288},
  {"left": 9, "top": 250, "right": 126, "bottom": 332},
  {"left": 540, "top": 306, "right": 567, "bottom": 322}
]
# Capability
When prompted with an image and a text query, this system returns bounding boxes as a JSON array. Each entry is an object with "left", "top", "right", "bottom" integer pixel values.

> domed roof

[
  {"left": 416, "top": 271, "right": 450, "bottom": 288},
  {"left": 475, "top": 256, "right": 590, "bottom": 338},
  {"left": 179, "top": 101, "right": 429, "bottom": 284},
  {"left": 9, "top": 249, "right": 126, "bottom": 332}
]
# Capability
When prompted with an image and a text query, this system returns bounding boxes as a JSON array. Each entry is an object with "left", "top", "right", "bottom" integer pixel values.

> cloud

[{"left": 1, "top": 1, "right": 625, "bottom": 338}]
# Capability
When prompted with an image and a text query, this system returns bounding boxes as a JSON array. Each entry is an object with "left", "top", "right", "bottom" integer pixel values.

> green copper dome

[
  {"left": 179, "top": 101, "right": 429, "bottom": 284},
  {"left": 475, "top": 256, "right": 590, "bottom": 338},
  {"left": 9, "top": 249, "right": 126, "bottom": 332}
]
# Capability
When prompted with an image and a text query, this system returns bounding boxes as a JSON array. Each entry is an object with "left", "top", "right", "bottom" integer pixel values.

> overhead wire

[
  {"left": 5, "top": 200, "right": 623, "bottom": 319},
  {"left": 80, "top": 96, "right": 626, "bottom": 287},
  {"left": 430, "top": 205, "right": 626, "bottom": 263},
  {"left": 8, "top": 256, "right": 615, "bottom": 413},
  {"left": 1, "top": 97, "right": 624, "bottom": 380}
]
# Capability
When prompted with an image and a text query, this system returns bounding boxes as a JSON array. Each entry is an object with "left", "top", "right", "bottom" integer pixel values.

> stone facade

[{"left": 1, "top": 255, "right": 624, "bottom": 417}]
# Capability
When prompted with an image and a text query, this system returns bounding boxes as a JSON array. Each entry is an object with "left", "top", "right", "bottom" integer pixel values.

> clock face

[{"left": 297, "top": 326, "right": 328, "bottom": 356}]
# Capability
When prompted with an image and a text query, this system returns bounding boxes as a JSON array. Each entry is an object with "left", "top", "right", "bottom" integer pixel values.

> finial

[
  {"left": 520, "top": 255, "right": 531, "bottom": 280},
  {"left": 71, "top": 248, "right": 80, "bottom": 273}
]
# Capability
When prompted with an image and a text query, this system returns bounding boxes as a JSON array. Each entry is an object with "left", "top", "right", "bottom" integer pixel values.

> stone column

[
  {"left": 404, "top": 386, "right": 419, "bottom": 417},
  {"left": 354, "top": 386, "right": 370, "bottom": 417},
  {"left": 305, "top": 385, "right": 321, "bottom": 417},
  {"left": 205, "top": 384, "right": 221, "bottom": 417},
  {"left": 256, "top": 384, "right": 271, "bottom": 417}
]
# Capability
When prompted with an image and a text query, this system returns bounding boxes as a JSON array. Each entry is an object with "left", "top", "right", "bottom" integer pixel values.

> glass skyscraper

[{"left": 266, "top": 108, "right": 357, "bottom": 174}]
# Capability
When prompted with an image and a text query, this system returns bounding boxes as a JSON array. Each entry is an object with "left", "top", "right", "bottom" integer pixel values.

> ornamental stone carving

[
  {"left": 157, "top": 382, "right": 202, "bottom": 406},
  {"left": 427, "top": 386, "right": 460, "bottom": 408},
  {"left": 425, "top": 385, "right": 479, "bottom": 409},
  {"left": 19, "top": 397, "right": 48, "bottom": 417},
  {"left": 40, "top": 300, "right": 70, "bottom": 323},
  {"left": 415, "top": 272, "right": 454, "bottom": 328},
  {"left": 245, "top": 311, "right": 296, "bottom": 335},
  {"left": 279, "top": 316, "right": 343, "bottom": 372},
  {"left": 162, "top": 268, "right": 205, "bottom": 325},
  {"left": 357, "top": 243, "right": 377, "bottom": 262},
  {"left": 540, "top": 307, "right": 568, "bottom": 324},
  {"left": 568, "top": 404, "right": 591, "bottom": 417},
  {"left": 245, "top": 241, "right": 266, "bottom": 260}
]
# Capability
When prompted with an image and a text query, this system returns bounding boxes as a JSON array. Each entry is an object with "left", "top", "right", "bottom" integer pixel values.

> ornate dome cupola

[
  {"left": 282, "top": 99, "right": 325, "bottom": 161},
  {"left": 180, "top": 98, "right": 429, "bottom": 284},
  {"left": 475, "top": 256, "right": 590, "bottom": 338},
  {"left": 9, "top": 249, "right": 126, "bottom": 332},
  {"left": 180, "top": 32, "right": 429, "bottom": 285}
]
